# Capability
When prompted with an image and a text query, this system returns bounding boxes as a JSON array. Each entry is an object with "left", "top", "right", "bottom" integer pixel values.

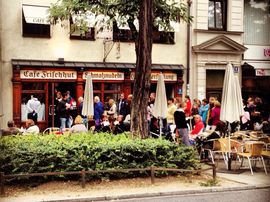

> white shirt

[
  {"left": 26, "top": 98, "right": 41, "bottom": 113},
  {"left": 23, "top": 125, "right": 40, "bottom": 135}
]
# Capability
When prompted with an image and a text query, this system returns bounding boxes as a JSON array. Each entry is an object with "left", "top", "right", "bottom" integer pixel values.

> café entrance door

[{"left": 48, "top": 82, "right": 76, "bottom": 128}]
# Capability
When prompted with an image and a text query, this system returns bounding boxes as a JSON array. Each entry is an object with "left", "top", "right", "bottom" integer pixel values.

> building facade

[
  {"left": 242, "top": 0, "right": 270, "bottom": 105},
  {"left": 190, "top": 0, "right": 247, "bottom": 101},
  {"left": 0, "top": 0, "right": 188, "bottom": 130}
]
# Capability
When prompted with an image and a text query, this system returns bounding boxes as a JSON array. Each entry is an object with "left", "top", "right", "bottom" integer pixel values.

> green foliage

[
  {"left": 199, "top": 179, "right": 220, "bottom": 187},
  {"left": 0, "top": 133, "right": 199, "bottom": 178},
  {"left": 49, "top": 0, "right": 192, "bottom": 34}
]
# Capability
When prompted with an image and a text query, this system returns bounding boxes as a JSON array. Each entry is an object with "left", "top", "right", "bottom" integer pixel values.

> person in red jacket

[
  {"left": 189, "top": 115, "right": 205, "bottom": 140},
  {"left": 184, "top": 95, "right": 192, "bottom": 117}
]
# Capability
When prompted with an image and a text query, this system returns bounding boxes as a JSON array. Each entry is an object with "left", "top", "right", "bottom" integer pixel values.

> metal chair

[
  {"left": 43, "top": 127, "right": 61, "bottom": 135},
  {"left": 238, "top": 142, "right": 267, "bottom": 175}
]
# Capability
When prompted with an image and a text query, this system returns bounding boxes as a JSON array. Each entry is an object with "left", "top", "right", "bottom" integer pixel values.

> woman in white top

[
  {"left": 23, "top": 119, "right": 40, "bottom": 135},
  {"left": 107, "top": 99, "right": 117, "bottom": 119}
]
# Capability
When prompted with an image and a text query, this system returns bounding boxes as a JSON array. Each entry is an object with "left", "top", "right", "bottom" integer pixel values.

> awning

[
  {"left": 22, "top": 5, "right": 50, "bottom": 25},
  {"left": 11, "top": 59, "right": 184, "bottom": 70},
  {"left": 246, "top": 62, "right": 270, "bottom": 70}
]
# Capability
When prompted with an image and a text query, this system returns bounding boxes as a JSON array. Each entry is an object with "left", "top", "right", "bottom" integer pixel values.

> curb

[{"left": 43, "top": 185, "right": 270, "bottom": 202}]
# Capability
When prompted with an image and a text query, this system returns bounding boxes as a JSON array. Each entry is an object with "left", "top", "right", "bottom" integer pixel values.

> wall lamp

[{"left": 57, "top": 58, "right": 65, "bottom": 64}]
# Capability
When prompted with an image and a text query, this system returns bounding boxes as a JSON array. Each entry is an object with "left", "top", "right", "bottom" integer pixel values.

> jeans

[
  {"left": 178, "top": 128, "right": 190, "bottom": 146},
  {"left": 60, "top": 117, "right": 72, "bottom": 130}
]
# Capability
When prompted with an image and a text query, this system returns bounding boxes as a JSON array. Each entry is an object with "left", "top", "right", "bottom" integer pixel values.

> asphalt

[{"left": 1, "top": 161, "right": 270, "bottom": 202}]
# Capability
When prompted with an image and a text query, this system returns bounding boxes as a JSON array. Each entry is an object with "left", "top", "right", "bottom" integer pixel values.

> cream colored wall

[
  {"left": 190, "top": 0, "right": 244, "bottom": 100},
  {"left": 0, "top": 0, "right": 187, "bottom": 128}
]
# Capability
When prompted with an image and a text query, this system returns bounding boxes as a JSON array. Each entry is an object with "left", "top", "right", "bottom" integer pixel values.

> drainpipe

[{"left": 186, "top": 0, "right": 192, "bottom": 96}]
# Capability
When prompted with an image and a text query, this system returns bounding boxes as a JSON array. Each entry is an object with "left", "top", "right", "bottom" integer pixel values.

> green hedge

[{"left": 0, "top": 133, "right": 200, "bottom": 176}]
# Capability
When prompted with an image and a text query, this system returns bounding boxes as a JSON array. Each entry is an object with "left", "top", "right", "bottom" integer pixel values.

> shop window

[
  {"left": 21, "top": 80, "right": 46, "bottom": 122},
  {"left": 21, "top": 93, "right": 46, "bottom": 122},
  {"left": 208, "top": 0, "right": 227, "bottom": 31},
  {"left": 22, "top": 5, "right": 50, "bottom": 38}
]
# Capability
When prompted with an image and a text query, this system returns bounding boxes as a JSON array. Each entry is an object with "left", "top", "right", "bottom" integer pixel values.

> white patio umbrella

[
  {"left": 152, "top": 73, "right": 167, "bottom": 138},
  {"left": 82, "top": 74, "right": 94, "bottom": 128},
  {"left": 220, "top": 63, "right": 244, "bottom": 170}
]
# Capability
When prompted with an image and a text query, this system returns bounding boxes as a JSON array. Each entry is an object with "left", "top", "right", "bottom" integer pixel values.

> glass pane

[
  {"left": 104, "top": 93, "right": 120, "bottom": 104},
  {"left": 208, "top": 1, "right": 215, "bottom": 28},
  {"left": 215, "top": 2, "right": 223, "bottom": 29},
  {"left": 93, "top": 83, "right": 102, "bottom": 91},
  {"left": 22, "top": 83, "right": 45, "bottom": 90},
  {"left": 21, "top": 93, "right": 46, "bottom": 121},
  {"left": 104, "top": 83, "right": 121, "bottom": 91}
]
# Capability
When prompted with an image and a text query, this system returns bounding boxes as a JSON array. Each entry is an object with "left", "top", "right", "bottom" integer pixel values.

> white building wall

[
  {"left": 190, "top": 0, "right": 245, "bottom": 100},
  {"left": 0, "top": 0, "right": 188, "bottom": 128}
]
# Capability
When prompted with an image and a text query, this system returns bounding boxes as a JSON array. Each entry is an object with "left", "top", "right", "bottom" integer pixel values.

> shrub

[{"left": 0, "top": 133, "right": 200, "bottom": 177}]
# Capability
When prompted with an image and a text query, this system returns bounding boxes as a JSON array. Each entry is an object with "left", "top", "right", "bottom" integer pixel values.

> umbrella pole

[
  {"left": 159, "top": 117, "right": 162, "bottom": 139},
  {"left": 228, "top": 123, "right": 232, "bottom": 171}
]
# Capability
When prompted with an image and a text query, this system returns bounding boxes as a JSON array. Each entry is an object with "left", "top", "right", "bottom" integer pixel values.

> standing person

[
  {"left": 66, "top": 91, "right": 77, "bottom": 120},
  {"left": 166, "top": 97, "right": 177, "bottom": 130},
  {"left": 184, "top": 95, "right": 191, "bottom": 117},
  {"left": 206, "top": 97, "right": 216, "bottom": 127},
  {"left": 117, "top": 93, "right": 129, "bottom": 118},
  {"left": 94, "top": 96, "right": 104, "bottom": 131},
  {"left": 107, "top": 99, "right": 117, "bottom": 120},
  {"left": 174, "top": 102, "right": 190, "bottom": 146},
  {"left": 57, "top": 93, "right": 71, "bottom": 130},
  {"left": 210, "top": 101, "right": 221, "bottom": 130},
  {"left": 26, "top": 95, "right": 41, "bottom": 123},
  {"left": 78, "top": 96, "right": 88, "bottom": 127},
  {"left": 199, "top": 98, "right": 209, "bottom": 126}
]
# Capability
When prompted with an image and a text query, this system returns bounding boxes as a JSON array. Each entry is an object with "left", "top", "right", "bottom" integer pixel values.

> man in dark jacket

[
  {"left": 117, "top": 93, "right": 129, "bottom": 118},
  {"left": 57, "top": 93, "right": 71, "bottom": 130}
]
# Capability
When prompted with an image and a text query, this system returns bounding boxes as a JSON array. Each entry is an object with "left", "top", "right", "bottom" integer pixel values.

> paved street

[{"left": 111, "top": 188, "right": 270, "bottom": 202}]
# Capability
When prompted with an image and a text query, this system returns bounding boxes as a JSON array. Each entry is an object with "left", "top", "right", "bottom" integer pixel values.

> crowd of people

[{"left": 1, "top": 90, "right": 269, "bottom": 142}]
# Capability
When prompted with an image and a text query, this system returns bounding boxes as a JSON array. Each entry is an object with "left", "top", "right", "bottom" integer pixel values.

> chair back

[
  {"left": 249, "top": 142, "right": 264, "bottom": 157},
  {"left": 218, "top": 138, "right": 240, "bottom": 152},
  {"left": 212, "top": 139, "right": 221, "bottom": 150}
]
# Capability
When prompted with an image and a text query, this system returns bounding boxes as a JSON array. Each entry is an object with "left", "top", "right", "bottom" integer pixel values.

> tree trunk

[{"left": 131, "top": 0, "right": 153, "bottom": 138}]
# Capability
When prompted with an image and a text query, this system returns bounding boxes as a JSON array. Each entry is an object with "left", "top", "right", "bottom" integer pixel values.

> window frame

[
  {"left": 208, "top": 0, "right": 227, "bottom": 31},
  {"left": 22, "top": 9, "right": 51, "bottom": 38}
]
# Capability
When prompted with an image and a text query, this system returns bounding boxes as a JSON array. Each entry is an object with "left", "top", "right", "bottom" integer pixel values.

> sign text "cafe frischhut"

[{"left": 20, "top": 70, "right": 77, "bottom": 80}]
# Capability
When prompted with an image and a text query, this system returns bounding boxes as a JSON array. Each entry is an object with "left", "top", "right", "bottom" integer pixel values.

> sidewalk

[{"left": 1, "top": 162, "right": 269, "bottom": 202}]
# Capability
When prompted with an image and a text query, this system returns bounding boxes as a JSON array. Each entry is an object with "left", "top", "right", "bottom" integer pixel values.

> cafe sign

[
  {"left": 130, "top": 72, "right": 177, "bottom": 81},
  {"left": 20, "top": 70, "right": 77, "bottom": 79},
  {"left": 83, "top": 72, "right": 124, "bottom": 80}
]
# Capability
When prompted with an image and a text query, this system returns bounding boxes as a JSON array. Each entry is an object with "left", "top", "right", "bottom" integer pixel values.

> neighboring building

[
  {"left": 190, "top": 0, "right": 247, "bottom": 101},
  {"left": 0, "top": 0, "right": 188, "bottom": 130},
  {"left": 242, "top": 0, "right": 270, "bottom": 107}
]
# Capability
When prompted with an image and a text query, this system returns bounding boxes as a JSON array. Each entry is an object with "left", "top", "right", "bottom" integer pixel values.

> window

[
  {"left": 22, "top": 5, "right": 50, "bottom": 37},
  {"left": 244, "top": 0, "right": 270, "bottom": 45},
  {"left": 113, "top": 22, "right": 175, "bottom": 44},
  {"left": 208, "top": 0, "right": 227, "bottom": 30},
  {"left": 70, "top": 26, "right": 95, "bottom": 40}
]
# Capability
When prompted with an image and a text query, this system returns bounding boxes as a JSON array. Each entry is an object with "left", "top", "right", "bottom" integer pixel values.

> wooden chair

[{"left": 238, "top": 142, "right": 267, "bottom": 175}]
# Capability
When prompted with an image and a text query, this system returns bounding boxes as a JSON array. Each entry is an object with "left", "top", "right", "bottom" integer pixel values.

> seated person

[
  {"left": 70, "top": 115, "right": 88, "bottom": 133},
  {"left": 23, "top": 119, "right": 40, "bottom": 135},
  {"left": 189, "top": 115, "right": 204, "bottom": 142},
  {"left": 196, "top": 121, "right": 226, "bottom": 160},
  {"left": 2, "top": 120, "right": 21, "bottom": 136},
  {"left": 100, "top": 115, "right": 111, "bottom": 133},
  {"left": 113, "top": 115, "right": 126, "bottom": 135},
  {"left": 149, "top": 117, "right": 160, "bottom": 138}
]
